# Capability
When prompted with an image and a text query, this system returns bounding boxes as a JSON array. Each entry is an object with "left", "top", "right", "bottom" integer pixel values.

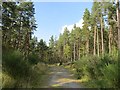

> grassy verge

[
  {"left": 30, "top": 63, "right": 49, "bottom": 88},
  {"left": 64, "top": 64, "right": 86, "bottom": 88},
  {"left": 2, "top": 47, "right": 51, "bottom": 88},
  {"left": 64, "top": 54, "right": 119, "bottom": 89},
  {"left": 2, "top": 62, "right": 49, "bottom": 88}
]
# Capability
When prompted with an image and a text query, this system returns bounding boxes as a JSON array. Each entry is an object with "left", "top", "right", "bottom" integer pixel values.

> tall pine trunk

[
  {"left": 73, "top": 42, "right": 76, "bottom": 61},
  {"left": 86, "top": 39, "right": 89, "bottom": 56},
  {"left": 18, "top": 11, "right": 22, "bottom": 50},
  {"left": 97, "top": 28, "right": 99, "bottom": 56},
  {"left": 116, "top": 0, "right": 120, "bottom": 88},
  {"left": 78, "top": 39, "right": 80, "bottom": 60},
  {"left": 117, "top": 0, "right": 120, "bottom": 51},
  {"left": 94, "top": 26, "right": 96, "bottom": 55},
  {"left": 109, "top": 26, "right": 112, "bottom": 54},
  {"left": 77, "top": 41, "right": 79, "bottom": 60},
  {"left": 101, "top": 15, "right": 104, "bottom": 55}
]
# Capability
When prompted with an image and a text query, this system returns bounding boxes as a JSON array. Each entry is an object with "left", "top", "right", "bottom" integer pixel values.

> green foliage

[
  {"left": 75, "top": 55, "right": 100, "bottom": 79},
  {"left": 3, "top": 50, "right": 31, "bottom": 79},
  {"left": 64, "top": 44, "right": 72, "bottom": 61},
  {"left": 74, "top": 54, "right": 118, "bottom": 88},
  {"left": 37, "top": 39, "right": 49, "bottom": 63},
  {"left": 75, "top": 56, "right": 88, "bottom": 79},
  {"left": 2, "top": 49, "right": 28, "bottom": 87},
  {"left": 30, "top": 63, "right": 48, "bottom": 87},
  {"left": 28, "top": 54, "right": 39, "bottom": 65},
  {"left": 2, "top": 48, "right": 48, "bottom": 88},
  {"left": 2, "top": 2, "right": 37, "bottom": 59},
  {"left": 101, "top": 63, "right": 118, "bottom": 88},
  {"left": 49, "top": 35, "right": 55, "bottom": 49}
]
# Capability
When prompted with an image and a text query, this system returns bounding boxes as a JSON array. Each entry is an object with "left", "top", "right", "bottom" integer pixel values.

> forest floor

[{"left": 41, "top": 65, "right": 83, "bottom": 88}]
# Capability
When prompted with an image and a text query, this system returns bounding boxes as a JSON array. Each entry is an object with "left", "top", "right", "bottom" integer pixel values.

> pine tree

[
  {"left": 2, "top": 2, "right": 37, "bottom": 59},
  {"left": 82, "top": 8, "right": 91, "bottom": 56}
]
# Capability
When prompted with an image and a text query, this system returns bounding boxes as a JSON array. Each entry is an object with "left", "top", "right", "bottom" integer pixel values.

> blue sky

[{"left": 33, "top": 2, "right": 93, "bottom": 45}]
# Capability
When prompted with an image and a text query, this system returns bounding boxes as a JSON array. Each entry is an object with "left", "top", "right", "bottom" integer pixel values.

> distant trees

[
  {"left": 48, "top": 0, "right": 119, "bottom": 63},
  {"left": 36, "top": 39, "right": 47, "bottom": 62},
  {"left": 64, "top": 44, "right": 72, "bottom": 61}
]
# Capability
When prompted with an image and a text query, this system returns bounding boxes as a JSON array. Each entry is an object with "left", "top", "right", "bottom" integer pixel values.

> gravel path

[{"left": 44, "top": 65, "right": 82, "bottom": 88}]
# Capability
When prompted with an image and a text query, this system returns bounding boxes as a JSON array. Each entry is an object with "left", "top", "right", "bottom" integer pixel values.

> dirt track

[{"left": 43, "top": 65, "right": 82, "bottom": 88}]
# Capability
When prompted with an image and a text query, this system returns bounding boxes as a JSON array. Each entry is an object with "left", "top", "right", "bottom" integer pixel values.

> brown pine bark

[
  {"left": 116, "top": 0, "right": 120, "bottom": 51},
  {"left": 97, "top": 28, "right": 99, "bottom": 56},
  {"left": 79, "top": 48, "right": 80, "bottom": 60},
  {"left": 73, "top": 42, "right": 76, "bottom": 61},
  {"left": 94, "top": 26, "right": 97, "bottom": 55},
  {"left": 86, "top": 39, "right": 89, "bottom": 55},
  {"left": 77, "top": 41, "right": 79, "bottom": 60},
  {"left": 116, "top": 0, "right": 120, "bottom": 88},
  {"left": 78, "top": 39, "right": 81, "bottom": 60},
  {"left": 101, "top": 15, "right": 104, "bottom": 55},
  {"left": 109, "top": 26, "right": 112, "bottom": 54}
]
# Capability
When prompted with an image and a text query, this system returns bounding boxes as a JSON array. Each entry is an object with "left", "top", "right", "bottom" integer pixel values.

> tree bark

[
  {"left": 77, "top": 40, "right": 79, "bottom": 60},
  {"left": 97, "top": 27, "right": 99, "bottom": 56},
  {"left": 86, "top": 39, "right": 89, "bottom": 55},
  {"left": 73, "top": 42, "right": 76, "bottom": 61},
  {"left": 109, "top": 26, "right": 112, "bottom": 54},
  {"left": 94, "top": 26, "right": 96, "bottom": 55},
  {"left": 116, "top": 0, "right": 120, "bottom": 88},
  {"left": 116, "top": 0, "right": 120, "bottom": 51},
  {"left": 78, "top": 39, "right": 80, "bottom": 60},
  {"left": 101, "top": 15, "right": 104, "bottom": 55},
  {"left": 18, "top": 11, "right": 22, "bottom": 50}
]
